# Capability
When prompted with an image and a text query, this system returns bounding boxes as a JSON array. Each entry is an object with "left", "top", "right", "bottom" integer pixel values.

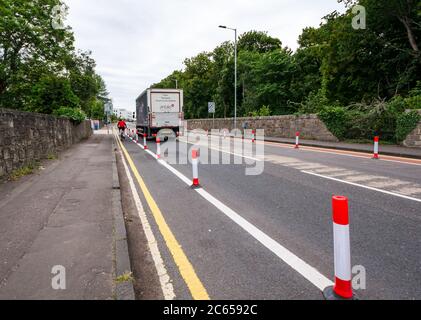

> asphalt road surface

[{"left": 118, "top": 129, "right": 421, "bottom": 300}]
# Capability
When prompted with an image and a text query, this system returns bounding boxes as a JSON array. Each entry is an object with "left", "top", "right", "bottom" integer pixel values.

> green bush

[
  {"left": 53, "top": 107, "right": 86, "bottom": 124},
  {"left": 321, "top": 98, "right": 405, "bottom": 142},
  {"left": 250, "top": 105, "right": 272, "bottom": 117},
  {"left": 299, "top": 90, "right": 330, "bottom": 114},
  {"left": 318, "top": 106, "right": 348, "bottom": 139},
  {"left": 396, "top": 111, "right": 421, "bottom": 142},
  {"left": 404, "top": 95, "right": 421, "bottom": 110}
]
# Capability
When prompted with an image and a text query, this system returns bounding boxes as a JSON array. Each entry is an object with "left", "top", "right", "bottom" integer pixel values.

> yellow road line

[{"left": 115, "top": 132, "right": 210, "bottom": 300}]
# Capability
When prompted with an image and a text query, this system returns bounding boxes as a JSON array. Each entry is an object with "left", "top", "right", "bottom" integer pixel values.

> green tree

[
  {"left": 0, "top": 0, "right": 111, "bottom": 117},
  {"left": 238, "top": 31, "right": 282, "bottom": 53},
  {"left": 0, "top": 0, "right": 75, "bottom": 107},
  {"left": 30, "top": 75, "right": 79, "bottom": 114}
]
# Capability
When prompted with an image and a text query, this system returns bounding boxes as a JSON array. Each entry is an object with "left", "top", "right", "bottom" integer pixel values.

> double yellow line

[{"left": 115, "top": 133, "right": 210, "bottom": 300}]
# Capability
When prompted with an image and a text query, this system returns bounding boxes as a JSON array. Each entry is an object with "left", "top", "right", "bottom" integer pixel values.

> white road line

[
  {"left": 302, "top": 171, "right": 421, "bottom": 203},
  {"left": 178, "top": 137, "right": 263, "bottom": 162},
  {"left": 326, "top": 171, "right": 359, "bottom": 178},
  {"left": 129, "top": 137, "right": 334, "bottom": 292},
  {"left": 158, "top": 159, "right": 192, "bottom": 186},
  {"left": 344, "top": 175, "right": 387, "bottom": 183},
  {"left": 366, "top": 180, "right": 410, "bottom": 188},
  {"left": 312, "top": 168, "right": 347, "bottom": 174},
  {"left": 118, "top": 134, "right": 176, "bottom": 300},
  {"left": 285, "top": 163, "right": 326, "bottom": 170},
  {"left": 396, "top": 186, "right": 421, "bottom": 196},
  {"left": 194, "top": 188, "right": 334, "bottom": 291}
]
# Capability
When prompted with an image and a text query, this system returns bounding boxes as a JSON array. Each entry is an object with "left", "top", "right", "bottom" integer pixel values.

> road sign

[{"left": 208, "top": 102, "right": 216, "bottom": 114}]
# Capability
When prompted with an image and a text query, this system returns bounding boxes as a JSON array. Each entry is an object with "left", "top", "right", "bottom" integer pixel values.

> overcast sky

[{"left": 65, "top": 0, "right": 345, "bottom": 112}]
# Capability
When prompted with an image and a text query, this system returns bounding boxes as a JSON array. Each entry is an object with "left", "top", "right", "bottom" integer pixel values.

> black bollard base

[{"left": 323, "top": 286, "right": 356, "bottom": 300}]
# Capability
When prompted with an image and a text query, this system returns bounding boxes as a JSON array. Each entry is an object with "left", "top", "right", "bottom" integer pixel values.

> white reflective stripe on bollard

[{"left": 333, "top": 223, "right": 352, "bottom": 281}]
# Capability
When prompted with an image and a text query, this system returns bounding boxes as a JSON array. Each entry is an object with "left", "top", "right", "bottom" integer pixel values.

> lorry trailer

[{"left": 136, "top": 88, "right": 184, "bottom": 140}]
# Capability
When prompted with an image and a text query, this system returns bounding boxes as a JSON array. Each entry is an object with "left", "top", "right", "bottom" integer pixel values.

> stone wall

[
  {"left": 0, "top": 108, "right": 92, "bottom": 178},
  {"left": 187, "top": 114, "right": 339, "bottom": 142},
  {"left": 403, "top": 110, "right": 421, "bottom": 148}
]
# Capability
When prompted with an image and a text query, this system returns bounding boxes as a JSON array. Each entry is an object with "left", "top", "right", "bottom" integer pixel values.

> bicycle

[{"left": 119, "top": 127, "right": 126, "bottom": 141}]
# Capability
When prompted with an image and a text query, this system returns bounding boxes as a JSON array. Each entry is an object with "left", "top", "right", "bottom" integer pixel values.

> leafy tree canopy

[{"left": 0, "top": 0, "right": 110, "bottom": 120}]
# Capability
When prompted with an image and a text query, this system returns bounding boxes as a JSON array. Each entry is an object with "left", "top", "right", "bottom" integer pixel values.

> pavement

[
  {"left": 0, "top": 129, "right": 134, "bottom": 300},
  {"left": 118, "top": 127, "right": 421, "bottom": 300}
]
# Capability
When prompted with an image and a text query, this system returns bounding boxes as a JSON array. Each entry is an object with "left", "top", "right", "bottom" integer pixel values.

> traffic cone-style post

[
  {"left": 295, "top": 132, "right": 300, "bottom": 149},
  {"left": 373, "top": 136, "right": 380, "bottom": 159},
  {"left": 191, "top": 149, "right": 200, "bottom": 188},
  {"left": 143, "top": 134, "right": 148, "bottom": 150},
  {"left": 156, "top": 137, "right": 161, "bottom": 159},
  {"left": 324, "top": 196, "right": 354, "bottom": 300}
]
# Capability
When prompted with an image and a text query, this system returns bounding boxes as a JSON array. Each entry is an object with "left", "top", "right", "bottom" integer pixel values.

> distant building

[{"left": 113, "top": 108, "right": 136, "bottom": 121}]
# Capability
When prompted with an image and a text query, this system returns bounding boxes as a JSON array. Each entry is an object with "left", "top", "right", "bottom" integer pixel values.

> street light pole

[
  {"left": 219, "top": 25, "right": 238, "bottom": 129},
  {"left": 234, "top": 28, "right": 237, "bottom": 130}
]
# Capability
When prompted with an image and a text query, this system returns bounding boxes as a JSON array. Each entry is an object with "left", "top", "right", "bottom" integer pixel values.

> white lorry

[{"left": 136, "top": 88, "right": 184, "bottom": 139}]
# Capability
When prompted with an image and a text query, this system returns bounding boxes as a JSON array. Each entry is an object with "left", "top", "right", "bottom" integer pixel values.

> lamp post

[{"left": 219, "top": 25, "right": 237, "bottom": 129}]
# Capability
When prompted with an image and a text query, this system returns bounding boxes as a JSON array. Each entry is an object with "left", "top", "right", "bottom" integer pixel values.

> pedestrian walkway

[{"left": 0, "top": 129, "right": 133, "bottom": 300}]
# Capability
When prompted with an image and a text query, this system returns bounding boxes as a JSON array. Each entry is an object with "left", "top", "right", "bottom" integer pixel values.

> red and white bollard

[
  {"left": 295, "top": 131, "right": 300, "bottom": 149},
  {"left": 324, "top": 196, "right": 354, "bottom": 300},
  {"left": 156, "top": 137, "right": 161, "bottom": 159},
  {"left": 373, "top": 136, "right": 380, "bottom": 159},
  {"left": 192, "top": 149, "right": 200, "bottom": 188},
  {"left": 143, "top": 134, "right": 148, "bottom": 150}
]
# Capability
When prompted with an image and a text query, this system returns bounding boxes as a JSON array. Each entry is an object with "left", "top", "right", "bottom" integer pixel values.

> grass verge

[
  {"left": 115, "top": 272, "right": 134, "bottom": 284},
  {"left": 9, "top": 163, "right": 40, "bottom": 181}
]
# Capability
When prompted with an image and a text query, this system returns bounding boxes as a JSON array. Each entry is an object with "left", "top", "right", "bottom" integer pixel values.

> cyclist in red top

[
  {"left": 117, "top": 119, "right": 127, "bottom": 132},
  {"left": 117, "top": 119, "right": 127, "bottom": 138}
]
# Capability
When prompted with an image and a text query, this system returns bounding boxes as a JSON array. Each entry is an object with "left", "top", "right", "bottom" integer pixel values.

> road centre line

[
  {"left": 302, "top": 171, "right": 421, "bottom": 203},
  {"left": 118, "top": 134, "right": 210, "bottom": 300},
  {"left": 129, "top": 136, "right": 334, "bottom": 292}
]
